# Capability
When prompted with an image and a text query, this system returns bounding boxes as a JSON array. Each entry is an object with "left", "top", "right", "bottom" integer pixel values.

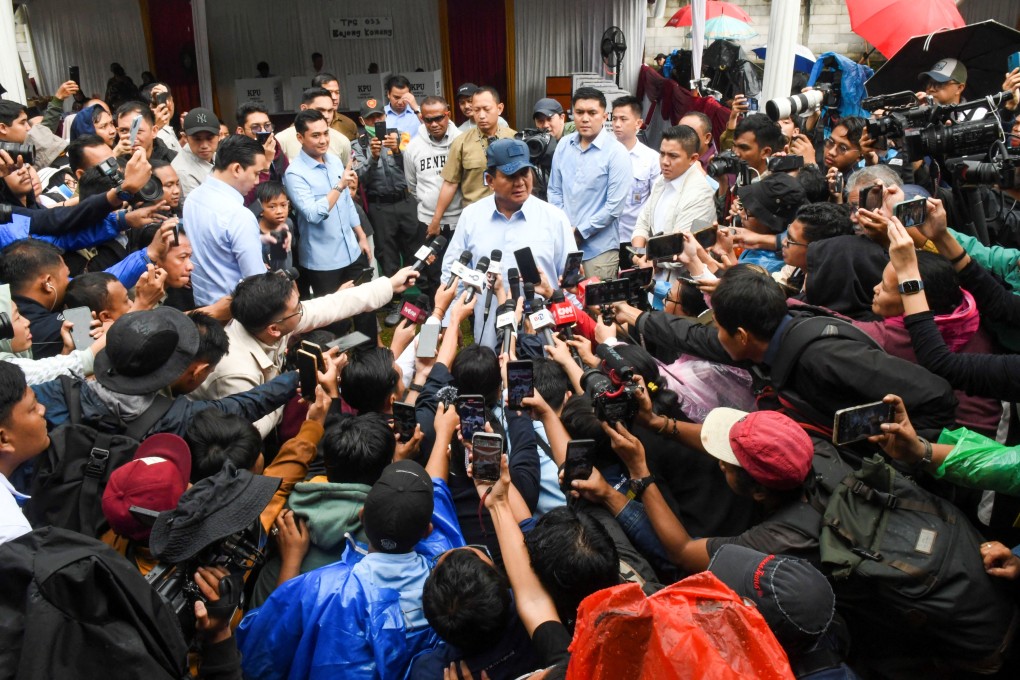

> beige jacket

[
  {"left": 631, "top": 165, "right": 717, "bottom": 241},
  {"left": 275, "top": 125, "right": 351, "bottom": 166},
  {"left": 190, "top": 276, "right": 392, "bottom": 437}
]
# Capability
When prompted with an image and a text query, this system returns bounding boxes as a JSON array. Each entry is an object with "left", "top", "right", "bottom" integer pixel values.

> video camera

[
  {"left": 580, "top": 344, "right": 641, "bottom": 425},
  {"left": 947, "top": 142, "right": 1020, "bottom": 190},
  {"left": 514, "top": 128, "right": 558, "bottom": 170}
]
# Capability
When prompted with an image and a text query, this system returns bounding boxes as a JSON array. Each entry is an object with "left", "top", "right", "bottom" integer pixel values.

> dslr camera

[
  {"left": 706, "top": 150, "right": 751, "bottom": 185},
  {"left": 580, "top": 344, "right": 641, "bottom": 426},
  {"left": 0, "top": 141, "right": 35, "bottom": 167},
  {"left": 97, "top": 156, "right": 164, "bottom": 206}
]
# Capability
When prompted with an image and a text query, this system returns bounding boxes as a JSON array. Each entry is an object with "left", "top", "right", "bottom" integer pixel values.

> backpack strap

[
  {"left": 122, "top": 395, "right": 174, "bottom": 441},
  {"left": 79, "top": 432, "right": 114, "bottom": 537},
  {"left": 769, "top": 315, "right": 882, "bottom": 390},
  {"left": 59, "top": 375, "right": 84, "bottom": 426},
  {"left": 840, "top": 476, "right": 948, "bottom": 519}
]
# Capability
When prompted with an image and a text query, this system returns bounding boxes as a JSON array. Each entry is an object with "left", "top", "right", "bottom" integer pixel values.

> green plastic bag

[{"left": 936, "top": 427, "right": 1020, "bottom": 496}]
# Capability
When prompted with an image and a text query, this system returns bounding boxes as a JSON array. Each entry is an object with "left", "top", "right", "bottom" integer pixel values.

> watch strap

[
  {"left": 407, "top": 382, "right": 425, "bottom": 393},
  {"left": 626, "top": 475, "right": 655, "bottom": 501}
]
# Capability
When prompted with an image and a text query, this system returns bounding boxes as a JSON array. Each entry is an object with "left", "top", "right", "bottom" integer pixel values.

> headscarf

[
  {"left": 70, "top": 105, "right": 100, "bottom": 141},
  {"left": 0, "top": 284, "right": 32, "bottom": 361}
]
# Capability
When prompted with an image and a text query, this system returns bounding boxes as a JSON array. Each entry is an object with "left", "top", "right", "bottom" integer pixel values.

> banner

[{"left": 330, "top": 16, "right": 393, "bottom": 40}]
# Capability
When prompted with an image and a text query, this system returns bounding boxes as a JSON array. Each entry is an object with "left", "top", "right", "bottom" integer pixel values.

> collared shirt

[
  {"left": 547, "top": 127, "right": 631, "bottom": 259},
  {"left": 171, "top": 144, "right": 214, "bottom": 203},
  {"left": 184, "top": 175, "right": 267, "bottom": 305},
  {"left": 441, "top": 126, "right": 517, "bottom": 206},
  {"left": 458, "top": 116, "right": 508, "bottom": 132},
  {"left": 618, "top": 140, "right": 661, "bottom": 243},
  {"left": 156, "top": 124, "right": 183, "bottom": 154},
  {"left": 0, "top": 472, "right": 32, "bottom": 545},
  {"left": 386, "top": 103, "right": 421, "bottom": 144},
  {"left": 440, "top": 194, "right": 575, "bottom": 347},
  {"left": 275, "top": 125, "right": 351, "bottom": 166},
  {"left": 330, "top": 113, "right": 359, "bottom": 141},
  {"left": 284, "top": 150, "right": 362, "bottom": 271}
]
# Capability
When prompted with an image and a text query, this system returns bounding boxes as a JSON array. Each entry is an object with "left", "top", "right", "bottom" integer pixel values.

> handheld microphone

[
  {"left": 411, "top": 235, "right": 447, "bottom": 273},
  {"left": 523, "top": 282, "right": 536, "bottom": 315},
  {"left": 549, "top": 290, "right": 578, "bottom": 340},
  {"left": 444, "top": 250, "right": 473, "bottom": 291},
  {"left": 507, "top": 268, "right": 521, "bottom": 303},
  {"left": 495, "top": 300, "right": 517, "bottom": 356},
  {"left": 463, "top": 256, "right": 490, "bottom": 304},
  {"left": 483, "top": 249, "right": 502, "bottom": 324},
  {"left": 529, "top": 306, "right": 556, "bottom": 347}
]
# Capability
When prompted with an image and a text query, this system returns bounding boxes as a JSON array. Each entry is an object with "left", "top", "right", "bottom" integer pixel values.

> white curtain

[
  {"left": 1, "top": 0, "right": 27, "bottom": 103},
  {"left": 690, "top": 0, "right": 706, "bottom": 85},
  {"left": 205, "top": 0, "right": 441, "bottom": 126},
  {"left": 26, "top": 0, "right": 149, "bottom": 99},
  {"left": 513, "top": 0, "right": 647, "bottom": 126},
  {"left": 191, "top": 0, "right": 213, "bottom": 109}
]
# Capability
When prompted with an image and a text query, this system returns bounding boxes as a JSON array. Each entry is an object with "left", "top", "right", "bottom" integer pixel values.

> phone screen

[
  {"left": 416, "top": 323, "right": 441, "bottom": 358},
  {"left": 375, "top": 121, "right": 388, "bottom": 139},
  {"left": 327, "top": 331, "right": 373, "bottom": 354},
  {"left": 456, "top": 395, "right": 486, "bottom": 442},
  {"left": 69, "top": 66, "right": 80, "bottom": 86},
  {"left": 563, "top": 439, "right": 596, "bottom": 487},
  {"left": 392, "top": 401, "right": 418, "bottom": 442},
  {"left": 62, "top": 306, "right": 94, "bottom": 350},
  {"left": 507, "top": 360, "right": 534, "bottom": 410},
  {"left": 690, "top": 219, "right": 718, "bottom": 249},
  {"left": 513, "top": 247, "right": 542, "bottom": 285},
  {"left": 746, "top": 98, "right": 759, "bottom": 112},
  {"left": 894, "top": 198, "right": 926, "bottom": 228},
  {"left": 832, "top": 401, "right": 894, "bottom": 445},
  {"left": 562, "top": 251, "right": 584, "bottom": 286},
  {"left": 471, "top": 433, "right": 503, "bottom": 482},
  {"left": 646, "top": 233, "right": 682, "bottom": 261},
  {"left": 296, "top": 350, "right": 318, "bottom": 402},
  {"left": 858, "top": 184, "right": 883, "bottom": 212}
]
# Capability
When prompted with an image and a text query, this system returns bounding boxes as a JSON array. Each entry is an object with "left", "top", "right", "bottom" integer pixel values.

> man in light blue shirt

[
  {"left": 184, "top": 135, "right": 267, "bottom": 305},
  {"left": 385, "top": 74, "right": 423, "bottom": 144},
  {"left": 284, "top": 109, "right": 374, "bottom": 335},
  {"left": 441, "top": 139, "right": 575, "bottom": 348},
  {"left": 547, "top": 87, "right": 631, "bottom": 281}
]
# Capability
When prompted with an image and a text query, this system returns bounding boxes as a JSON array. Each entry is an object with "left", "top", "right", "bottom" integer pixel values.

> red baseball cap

[
  {"left": 701, "top": 409, "right": 813, "bottom": 490},
  {"left": 102, "top": 433, "right": 192, "bottom": 542}
]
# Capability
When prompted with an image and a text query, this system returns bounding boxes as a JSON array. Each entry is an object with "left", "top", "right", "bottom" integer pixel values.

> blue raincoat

[
  {"left": 237, "top": 478, "right": 465, "bottom": 680},
  {"left": 808, "top": 52, "right": 874, "bottom": 121}
]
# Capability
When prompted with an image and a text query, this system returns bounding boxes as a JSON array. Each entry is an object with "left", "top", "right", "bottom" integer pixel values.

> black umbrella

[{"left": 866, "top": 20, "right": 1020, "bottom": 99}]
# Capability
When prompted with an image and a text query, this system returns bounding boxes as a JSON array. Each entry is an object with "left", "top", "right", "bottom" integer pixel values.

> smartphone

[
  {"left": 69, "top": 66, "right": 80, "bottom": 86},
  {"left": 506, "top": 360, "right": 534, "bottom": 410},
  {"left": 269, "top": 229, "right": 288, "bottom": 261},
  {"left": 326, "top": 330, "right": 373, "bottom": 354},
  {"left": 584, "top": 279, "right": 630, "bottom": 307},
  {"left": 645, "top": 233, "right": 683, "bottom": 262},
  {"left": 893, "top": 197, "right": 927, "bottom": 228},
  {"left": 767, "top": 155, "right": 804, "bottom": 174},
  {"left": 375, "top": 120, "right": 388, "bottom": 139},
  {"left": 832, "top": 401, "right": 894, "bottom": 446},
  {"left": 471, "top": 432, "right": 503, "bottom": 483},
  {"left": 353, "top": 266, "right": 374, "bottom": 286},
  {"left": 171, "top": 223, "right": 180, "bottom": 248},
  {"left": 563, "top": 439, "right": 596, "bottom": 488},
  {"left": 561, "top": 251, "right": 584, "bottom": 287},
  {"left": 513, "top": 247, "right": 542, "bottom": 285},
  {"left": 456, "top": 395, "right": 486, "bottom": 442},
  {"left": 857, "top": 183, "right": 883, "bottom": 212},
  {"left": 416, "top": 322, "right": 441, "bottom": 358},
  {"left": 254, "top": 130, "right": 272, "bottom": 145},
  {"left": 1009, "top": 51, "right": 1020, "bottom": 73},
  {"left": 296, "top": 350, "right": 319, "bottom": 402},
  {"left": 746, "top": 97, "right": 759, "bottom": 112},
  {"left": 690, "top": 218, "right": 718, "bottom": 249},
  {"left": 300, "top": 341, "right": 325, "bottom": 371},
  {"left": 392, "top": 401, "right": 418, "bottom": 442},
  {"left": 400, "top": 301, "right": 428, "bottom": 324},
  {"left": 128, "top": 115, "right": 142, "bottom": 147},
  {"left": 62, "top": 306, "right": 93, "bottom": 350},
  {"left": 618, "top": 267, "right": 653, "bottom": 302},
  {"left": 152, "top": 91, "right": 169, "bottom": 107}
]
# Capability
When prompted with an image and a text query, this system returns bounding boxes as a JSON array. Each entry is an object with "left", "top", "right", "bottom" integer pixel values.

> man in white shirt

[
  {"left": 172, "top": 108, "right": 221, "bottom": 203},
  {"left": 0, "top": 363, "right": 51, "bottom": 544},
  {"left": 611, "top": 95, "right": 660, "bottom": 263},
  {"left": 275, "top": 88, "right": 351, "bottom": 165}
]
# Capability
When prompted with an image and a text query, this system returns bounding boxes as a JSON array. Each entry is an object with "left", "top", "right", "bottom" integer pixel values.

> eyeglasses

[
  {"left": 422, "top": 114, "right": 447, "bottom": 124},
  {"left": 270, "top": 304, "right": 304, "bottom": 326},
  {"left": 925, "top": 79, "right": 956, "bottom": 92},
  {"left": 782, "top": 235, "right": 808, "bottom": 248},
  {"left": 824, "top": 138, "right": 854, "bottom": 155},
  {"left": 249, "top": 123, "right": 274, "bottom": 133}
]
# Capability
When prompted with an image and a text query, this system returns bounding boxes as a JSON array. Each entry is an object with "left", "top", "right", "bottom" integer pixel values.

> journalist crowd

[{"left": 3, "top": 43, "right": 1020, "bottom": 680}]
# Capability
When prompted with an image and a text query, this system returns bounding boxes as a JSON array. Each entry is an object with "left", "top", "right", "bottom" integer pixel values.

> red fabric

[
  {"left": 636, "top": 66, "right": 731, "bottom": 147},
  {"left": 446, "top": 0, "right": 508, "bottom": 124},
  {"left": 567, "top": 574, "right": 794, "bottom": 680},
  {"left": 666, "top": 1, "right": 752, "bottom": 28},
  {"left": 145, "top": 0, "right": 202, "bottom": 114},
  {"left": 846, "top": 0, "right": 964, "bottom": 58}
]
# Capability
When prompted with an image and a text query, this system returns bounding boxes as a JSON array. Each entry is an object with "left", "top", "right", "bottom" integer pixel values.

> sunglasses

[{"left": 422, "top": 114, "right": 447, "bottom": 124}]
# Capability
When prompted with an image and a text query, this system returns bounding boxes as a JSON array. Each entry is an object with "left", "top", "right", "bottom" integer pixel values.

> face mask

[{"left": 364, "top": 126, "right": 376, "bottom": 138}]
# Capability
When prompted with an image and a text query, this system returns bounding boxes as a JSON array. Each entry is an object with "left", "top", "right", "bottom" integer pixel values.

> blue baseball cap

[{"left": 486, "top": 139, "right": 535, "bottom": 175}]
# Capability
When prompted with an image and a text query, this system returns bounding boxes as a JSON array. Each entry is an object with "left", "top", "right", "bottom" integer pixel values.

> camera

[
  {"left": 580, "top": 344, "right": 641, "bottom": 426},
  {"left": 514, "top": 128, "right": 557, "bottom": 169},
  {"left": 765, "top": 88, "right": 826, "bottom": 122},
  {"left": 0, "top": 311, "right": 13, "bottom": 340},
  {"left": 0, "top": 141, "right": 35, "bottom": 166},
  {"left": 861, "top": 91, "right": 920, "bottom": 113},
  {"left": 948, "top": 146, "right": 1020, "bottom": 190},
  {"left": 133, "top": 175, "right": 165, "bottom": 205},
  {"left": 706, "top": 150, "right": 749, "bottom": 180},
  {"left": 903, "top": 118, "right": 1003, "bottom": 160}
]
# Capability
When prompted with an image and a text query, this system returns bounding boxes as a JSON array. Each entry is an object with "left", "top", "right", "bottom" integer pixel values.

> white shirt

[
  {"left": 0, "top": 473, "right": 32, "bottom": 545},
  {"left": 171, "top": 145, "right": 214, "bottom": 203},
  {"left": 157, "top": 124, "right": 183, "bottom": 155},
  {"left": 618, "top": 140, "right": 661, "bottom": 243}
]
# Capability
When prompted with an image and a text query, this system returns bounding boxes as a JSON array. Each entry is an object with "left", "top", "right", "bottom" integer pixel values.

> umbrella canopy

[
  {"left": 690, "top": 16, "right": 758, "bottom": 42},
  {"left": 847, "top": 0, "right": 964, "bottom": 58},
  {"left": 752, "top": 45, "right": 817, "bottom": 74},
  {"left": 866, "top": 20, "right": 1020, "bottom": 98},
  {"left": 667, "top": 1, "right": 751, "bottom": 29}
]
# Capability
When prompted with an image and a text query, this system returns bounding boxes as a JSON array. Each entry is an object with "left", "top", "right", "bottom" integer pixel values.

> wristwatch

[
  {"left": 407, "top": 382, "right": 425, "bottom": 393},
  {"left": 897, "top": 279, "right": 924, "bottom": 295},
  {"left": 115, "top": 183, "right": 134, "bottom": 203},
  {"left": 627, "top": 475, "right": 656, "bottom": 501}
]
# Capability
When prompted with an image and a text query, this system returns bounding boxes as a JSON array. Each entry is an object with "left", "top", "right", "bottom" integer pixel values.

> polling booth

[{"left": 234, "top": 77, "right": 286, "bottom": 114}]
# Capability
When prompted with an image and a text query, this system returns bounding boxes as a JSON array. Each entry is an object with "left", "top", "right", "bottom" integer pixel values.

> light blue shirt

[
  {"left": 532, "top": 420, "right": 566, "bottom": 517},
  {"left": 618, "top": 140, "right": 661, "bottom": 244},
  {"left": 285, "top": 150, "right": 362, "bottom": 271},
  {"left": 386, "top": 103, "right": 420, "bottom": 140},
  {"left": 184, "top": 176, "right": 266, "bottom": 305},
  {"left": 547, "top": 127, "right": 632, "bottom": 260},
  {"left": 440, "top": 194, "right": 575, "bottom": 348}
]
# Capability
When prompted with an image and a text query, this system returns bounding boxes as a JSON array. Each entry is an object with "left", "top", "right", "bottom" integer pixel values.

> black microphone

[
  {"left": 507, "top": 267, "right": 521, "bottom": 303},
  {"left": 444, "top": 250, "right": 473, "bottom": 291},
  {"left": 483, "top": 249, "right": 502, "bottom": 324},
  {"left": 495, "top": 300, "right": 517, "bottom": 356},
  {"left": 463, "top": 256, "right": 490, "bottom": 303},
  {"left": 523, "top": 282, "right": 536, "bottom": 315},
  {"left": 411, "top": 235, "right": 447, "bottom": 273}
]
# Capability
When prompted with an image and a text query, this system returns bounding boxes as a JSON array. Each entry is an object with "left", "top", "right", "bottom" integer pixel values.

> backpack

[
  {"left": 24, "top": 376, "right": 172, "bottom": 538},
  {"left": 810, "top": 450, "right": 1016, "bottom": 669},
  {"left": 0, "top": 527, "right": 189, "bottom": 680}
]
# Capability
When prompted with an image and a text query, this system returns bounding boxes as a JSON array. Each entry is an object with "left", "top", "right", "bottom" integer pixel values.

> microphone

[
  {"left": 495, "top": 300, "right": 517, "bottom": 356},
  {"left": 549, "top": 290, "right": 577, "bottom": 340},
  {"left": 523, "top": 282, "right": 536, "bottom": 315},
  {"left": 411, "top": 235, "right": 447, "bottom": 273},
  {"left": 444, "top": 250, "right": 473, "bottom": 291},
  {"left": 507, "top": 268, "right": 521, "bottom": 303},
  {"left": 483, "top": 249, "right": 502, "bottom": 324},
  {"left": 463, "top": 256, "right": 490, "bottom": 304},
  {"left": 528, "top": 304, "right": 556, "bottom": 347}
]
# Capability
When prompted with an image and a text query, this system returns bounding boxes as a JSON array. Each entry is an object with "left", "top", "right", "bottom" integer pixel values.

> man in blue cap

[{"left": 439, "top": 138, "right": 575, "bottom": 348}]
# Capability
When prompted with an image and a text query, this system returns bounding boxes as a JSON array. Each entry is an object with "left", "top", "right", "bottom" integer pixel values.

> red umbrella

[
  {"left": 847, "top": 0, "right": 965, "bottom": 58},
  {"left": 666, "top": 1, "right": 752, "bottom": 29}
]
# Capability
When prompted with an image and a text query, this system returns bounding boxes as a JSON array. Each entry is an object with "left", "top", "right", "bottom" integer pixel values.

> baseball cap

[
  {"left": 485, "top": 138, "right": 536, "bottom": 176},
  {"left": 101, "top": 433, "right": 192, "bottom": 542},
  {"left": 700, "top": 408, "right": 814, "bottom": 490},
  {"left": 182, "top": 107, "right": 221, "bottom": 135},
  {"left": 456, "top": 83, "right": 479, "bottom": 100},
  {"left": 93, "top": 308, "right": 200, "bottom": 396},
  {"left": 359, "top": 98, "right": 385, "bottom": 119},
  {"left": 736, "top": 172, "right": 807, "bottom": 235},
  {"left": 708, "top": 544, "right": 835, "bottom": 653},
  {"left": 919, "top": 58, "right": 967, "bottom": 85},
  {"left": 533, "top": 97, "right": 564, "bottom": 118},
  {"left": 363, "top": 460, "right": 434, "bottom": 553}
]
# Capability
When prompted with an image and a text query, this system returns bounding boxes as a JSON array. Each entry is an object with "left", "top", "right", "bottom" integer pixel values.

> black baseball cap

[
  {"left": 736, "top": 172, "right": 807, "bottom": 235},
  {"left": 363, "top": 460, "right": 434, "bottom": 553},
  {"left": 182, "top": 108, "right": 221, "bottom": 135},
  {"left": 456, "top": 83, "right": 479, "bottom": 100},
  {"left": 359, "top": 98, "right": 385, "bottom": 119}
]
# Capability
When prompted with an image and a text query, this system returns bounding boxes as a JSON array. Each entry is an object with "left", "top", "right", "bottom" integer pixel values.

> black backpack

[
  {"left": 0, "top": 527, "right": 189, "bottom": 680},
  {"left": 24, "top": 376, "right": 172, "bottom": 538}
]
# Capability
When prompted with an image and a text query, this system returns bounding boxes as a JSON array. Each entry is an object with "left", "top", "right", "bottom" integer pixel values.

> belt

[{"left": 367, "top": 191, "right": 407, "bottom": 204}]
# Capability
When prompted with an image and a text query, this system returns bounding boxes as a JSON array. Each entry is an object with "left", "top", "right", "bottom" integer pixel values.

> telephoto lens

[
  {"left": 765, "top": 90, "right": 824, "bottom": 122},
  {"left": 0, "top": 141, "right": 35, "bottom": 167}
]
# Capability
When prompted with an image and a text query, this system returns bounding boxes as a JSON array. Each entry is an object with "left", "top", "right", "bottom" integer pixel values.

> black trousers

[
  {"left": 367, "top": 195, "right": 420, "bottom": 278},
  {"left": 420, "top": 222, "right": 455, "bottom": 303},
  {"left": 298, "top": 254, "right": 377, "bottom": 339}
]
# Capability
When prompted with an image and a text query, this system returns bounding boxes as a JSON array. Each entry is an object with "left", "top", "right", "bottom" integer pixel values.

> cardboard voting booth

[
  {"left": 403, "top": 70, "right": 443, "bottom": 101},
  {"left": 344, "top": 73, "right": 388, "bottom": 110},
  {"left": 234, "top": 78, "right": 285, "bottom": 114}
]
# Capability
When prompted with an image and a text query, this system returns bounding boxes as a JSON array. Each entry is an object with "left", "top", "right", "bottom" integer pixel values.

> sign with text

[
  {"left": 330, "top": 16, "right": 393, "bottom": 40},
  {"left": 234, "top": 77, "right": 285, "bottom": 114}
]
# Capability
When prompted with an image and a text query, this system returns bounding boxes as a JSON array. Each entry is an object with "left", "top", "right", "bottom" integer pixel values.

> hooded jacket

[{"left": 404, "top": 122, "right": 463, "bottom": 226}]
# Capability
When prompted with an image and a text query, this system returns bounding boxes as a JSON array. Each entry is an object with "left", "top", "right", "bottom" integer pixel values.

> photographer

[
  {"left": 790, "top": 117, "right": 866, "bottom": 202},
  {"left": 533, "top": 98, "right": 574, "bottom": 141}
]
